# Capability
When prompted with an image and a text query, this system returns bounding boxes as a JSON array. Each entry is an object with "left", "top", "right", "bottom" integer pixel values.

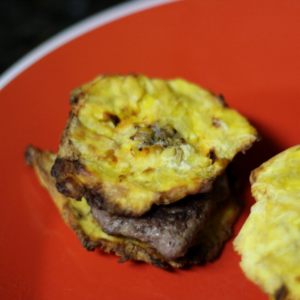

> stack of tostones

[
  {"left": 234, "top": 145, "right": 300, "bottom": 299},
  {"left": 27, "top": 74, "right": 258, "bottom": 268}
]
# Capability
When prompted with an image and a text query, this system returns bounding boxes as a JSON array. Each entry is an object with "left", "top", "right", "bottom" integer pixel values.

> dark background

[{"left": 0, "top": 0, "right": 128, "bottom": 75}]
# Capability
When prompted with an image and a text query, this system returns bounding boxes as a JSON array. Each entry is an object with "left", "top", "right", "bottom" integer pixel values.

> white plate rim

[{"left": 0, "top": 0, "right": 179, "bottom": 91}]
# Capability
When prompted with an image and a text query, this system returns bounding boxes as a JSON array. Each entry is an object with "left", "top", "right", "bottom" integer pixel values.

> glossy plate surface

[{"left": 1, "top": 0, "right": 299, "bottom": 299}]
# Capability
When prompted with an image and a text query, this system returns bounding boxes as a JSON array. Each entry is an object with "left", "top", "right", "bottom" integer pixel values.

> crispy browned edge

[
  {"left": 26, "top": 145, "right": 170, "bottom": 268},
  {"left": 51, "top": 149, "right": 216, "bottom": 217},
  {"left": 51, "top": 76, "right": 257, "bottom": 217},
  {"left": 50, "top": 107, "right": 216, "bottom": 216},
  {"left": 26, "top": 145, "right": 242, "bottom": 269}
]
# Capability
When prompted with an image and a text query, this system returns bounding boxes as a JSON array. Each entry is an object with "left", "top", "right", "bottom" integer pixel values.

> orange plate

[{"left": 1, "top": 0, "right": 299, "bottom": 299}]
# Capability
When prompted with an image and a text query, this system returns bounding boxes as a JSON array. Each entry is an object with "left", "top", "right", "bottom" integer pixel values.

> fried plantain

[
  {"left": 234, "top": 145, "right": 300, "bottom": 300},
  {"left": 26, "top": 145, "right": 241, "bottom": 268},
  {"left": 51, "top": 74, "right": 257, "bottom": 216}
]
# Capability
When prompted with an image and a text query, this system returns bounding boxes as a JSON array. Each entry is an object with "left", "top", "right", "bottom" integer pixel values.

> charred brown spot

[
  {"left": 296, "top": 276, "right": 300, "bottom": 282},
  {"left": 209, "top": 149, "right": 216, "bottom": 164},
  {"left": 51, "top": 158, "right": 84, "bottom": 178},
  {"left": 25, "top": 145, "right": 36, "bottom": 167},
  {"left": 84, "top": 187, "right": 105, "bottom": 210},
  {"left": 70, "top": 87, "right": 85, "bottom": 105},
  {"left": 75, "top": 161, "right": 86, "bottom": 175},
  {"left": 130, "top": 123, "right": 185, "bottom": 150},
  {"left": 142, "top": 168, "right": 154, "bottom": 174},
  {"left": 274, "top": 285, "right": 288, "bottom": 300},
  {"left": 250, "top": 170, "right": 259, "bottom": 185},
  {"left": 103, "top": 112, "right": 120, "bottom": 126},
  {"left": 80, "top": 239, "right": 97, "bottom": 251},
  {"left": 51, "top": 158, "right": 88, "bottom": 200},
  {"left": 212, "top": 118, "right": 221, "bottom": 128},
  {"left": 218, "top": 94, "right": 228, "bottom": 107},
  {"left": 118, "top": 255, "right": 131, "bottom": 263},
  {"left": 119, "top": 175, "right": 126, "bottom": 182},
  {"left": 104, "top": 149, "right": 118, "bottom": 163},
  {"left": 56, "top": 177, "right": 85, "bottom": 201},
  {"left": 51, "top": 158, "right": 67, "bottom": 179},
  {"left": 147, "top": 254, "right": 170, "bottom": 269},
  {"left": 141, "top": 147, "right": 150, "bottom": 155}
]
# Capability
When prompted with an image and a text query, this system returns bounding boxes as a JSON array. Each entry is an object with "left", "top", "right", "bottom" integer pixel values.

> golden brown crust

[
  {"left": 26, "top": 145, "right": 241, "bottom": 268},
  {"left": 52, "top": 135, "right": 250, "bottom": 218},
  {"left": 51, "top": 74, "right": 257, "bottom": 217},
  {"left": 51, "top": 112, "right": 216, "bottom": 216}
]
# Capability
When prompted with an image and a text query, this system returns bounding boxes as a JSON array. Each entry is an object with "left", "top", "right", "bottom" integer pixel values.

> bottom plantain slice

[
  {"left": 234, "top": 145, "right": 300, "bottom": 300},
  {"left": 25, "top": 145, "right": 241, "bottom": 268}
]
